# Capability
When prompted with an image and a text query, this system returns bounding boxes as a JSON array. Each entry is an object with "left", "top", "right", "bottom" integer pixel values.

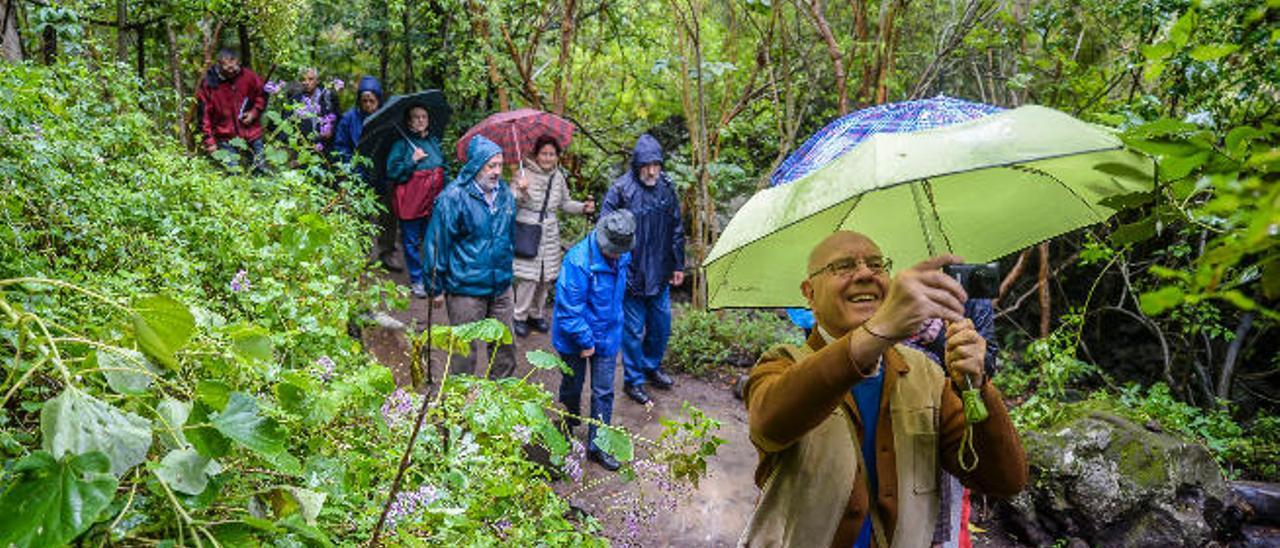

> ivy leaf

[
  {"left": 427, "top": 325, "right": 471, "bottom": 356},
  {"left": 525, "top": 349, "right": 571, "bottom": 374},
  {"left": 0, "top": 451, "right": 118, "bottom": 547},
  {"left": 1188, "top": 43, "right": 1239, "bottom": 62},
  {"left": 155, "top": 397, "right": 192, "bottom": 450},
  {"left": 156, "top": 448, "right": 219, "bottom": 495},
  {"left": 211, "top": 393, "right": 301, "bottom": 475},
  {"left": 98, "top": 348, "right": 158, "bottom": 395},
  {"left": 41, "top": 388, "right": 152, "bottom": 476},
  {"left": 453, "top": 318, "right": 511, "bottom": 344},
  {"left": 1139, "top": 286, "right": 1185, "bottom": 316},
  {"left": 228, "top": 323, "right": 273, "bottom": 363},
  {"left": 592, "top": 426, "right": 634, "bottom": 463},
  {"left": 130, "top": 294, "right": 194, "bottom": 370}
]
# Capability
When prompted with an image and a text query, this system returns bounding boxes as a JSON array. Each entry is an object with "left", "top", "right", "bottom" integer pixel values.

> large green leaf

[
  {"left": 228, "top": 323, "right": 273, "bottom": 363},
  {"left": 592, "top": 426, "right": 634, "bottom": 463},
  {"left": 525, "top": 349, "right": 572, "bottom": 374},
  {"left": 452, "top": 318, "right": 512, "bottom": 344},
  {"left": 98, "top": 348, "right": 158, "bottom": 395},
  {"left": 155, "top": 397, "right": 191, "bottom": 450},
  {"left": 187, "top": 401, "right": 232, "bottom": 459},
  {"left": 427, "top": 325, "right": 472, "bottom": 356},
  {"left": 0, "top": 451, "right": 118, "bottom": 547},
  {"left": 41, "top": 388, "right": 152, "bottom": 476},
  {"left": 130, "top": 295, "right": 195, "bottom": 370},
  {"left": 260, "top": 486, "right": 327, "bottom": 525},
  {"left": 211, "top": 392, "right": 301, "bottom": 474},
  {"left": 156, "top": 448, "right": 221, "bottom": 495},
  {"left": 1140, "top": 285, "right": 1186, "bottom": 316}
]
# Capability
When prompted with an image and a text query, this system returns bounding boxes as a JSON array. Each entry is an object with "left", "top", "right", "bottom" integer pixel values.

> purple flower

[
  {"left": 30, "top": 123, "right": 44, "bottom": 141},
  {"left": 315, "top": 356, "right": 335, "bottom": 382},
  {"left": 230, "top": 269, "right": 250, "bottom": 293},
  {"left": 314, "top": 142, "right": 325, "bottom": 152},
  {"left": 331, "top": 78, "right": 345, "bottom": 91},
  {"left": 264, "top": 80, "right": 284, "bottom": 94},
  {"left": 512, "top": 425, "right": 531, "bottom": 443},
  {"left": 564, "top": 439, "right": 586, "bottom": 482},
  {"left": 384, "top": 484, "right": 443, "bottom": 529},
  {"left": 380, "top": 388, "right": 418, "bottom": 427}
]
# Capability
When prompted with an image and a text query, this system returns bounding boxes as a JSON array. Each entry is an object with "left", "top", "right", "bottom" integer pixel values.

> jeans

[
  {"left": 216, "top": 138, "right": 264, "bottom": 172},
  {"left": 400, "top": 216, "right": 428, "bottom": 285},
  {"left": 621, "top": 287, "right": 671, "bottom": 387},
  {"left": 444, "top": 289, "right": 517, "bottom": 378},
  {"left": 558, "top": 352, "right": 616, "bottom": 452}
]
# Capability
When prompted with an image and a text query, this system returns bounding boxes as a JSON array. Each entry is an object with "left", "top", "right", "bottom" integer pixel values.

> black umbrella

[{"left": 356, "top": 90, "right": 451, "bottom": 183}]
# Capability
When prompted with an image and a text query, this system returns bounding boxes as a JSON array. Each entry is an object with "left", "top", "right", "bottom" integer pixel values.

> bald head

[{"left": 808, "top": 231, "right": 879, "bottom": 276}]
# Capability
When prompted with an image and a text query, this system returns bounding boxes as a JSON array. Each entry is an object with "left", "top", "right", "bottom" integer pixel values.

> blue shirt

[{"left": 850, "top": 363, "right": 884, "bottom": 548}]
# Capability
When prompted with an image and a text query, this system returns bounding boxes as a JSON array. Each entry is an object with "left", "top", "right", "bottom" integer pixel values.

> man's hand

[
  {"left": 204, "top": 142, "right": 218, "bottom": 154},
  {"left": 582, "top": 199, "right": 596, "bottom": 214},
  {"left": 944, "top": 319, "right": 986, "bottom": 387},
  {"left": 670, "top": 271, "right": 685, "bottom": 286},
  {"left": 239, "top": 110, "right": 257, "bottom": 125},
  {"left": 580, "top": 347, "right": 595, "bottom": 358},
  {"left": 864, "top": 255, "right": 967, "bottom": 340},
  {"left": 412, "top": 147, "right": 427, "bottom": 162}
]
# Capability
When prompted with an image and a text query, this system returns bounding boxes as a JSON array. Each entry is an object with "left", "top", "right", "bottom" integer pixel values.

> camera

[{"left": 942, "top": 263, "right": 1000, "bottom": 300}]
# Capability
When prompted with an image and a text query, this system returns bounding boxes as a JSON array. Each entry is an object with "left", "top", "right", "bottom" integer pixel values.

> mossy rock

[{"left": 1003, "top": 410, "right": 1229, "bottom": 546}]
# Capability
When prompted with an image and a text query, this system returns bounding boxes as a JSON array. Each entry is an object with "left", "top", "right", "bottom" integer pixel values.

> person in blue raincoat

[
  {"left": 551, "top": 210, "right": 636, "bottom": 472},
  {"left": 385, "top": 105, "right": 447, "bottom": 298},
  {"left": 423, "top": 135, "right": 528, "bottom": 378},
  {"left": 333, "top": 76, "right": 401, "bottom": 272},
  {"left": 600, "top": 134, "right": 686, "bottom": 407}
]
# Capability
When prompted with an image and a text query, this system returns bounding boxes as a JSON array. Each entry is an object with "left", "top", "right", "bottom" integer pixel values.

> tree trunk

[
  {"left": 1038, "top": 241, "right": 1050, "bottom": 337},
  {"left": 135, "top": 24, "right": 146, "bottom": 81},
  {"left": 116, "top": 0, "right": 128, "bottom": 63},
  {"left": 41, "top": 23, "right": 55, "bottom": 64},
  {"left": 424, "top": 0, "right": 449, "bottom": 90},
  {"left": 402, "top": 0, "right": 414, "bottom": 92},
  {"left": 468, "top": 1, "right": 508, "bottom": 111},
  {"left": 800, "top": 0, "right": 847, "bottom": 114},
  {"left": 1217, "top": 311, "right": 1255, "bottom": 401},
  {"left": 238, "top": 24, "right": 252, "bottom": 70},
  {"left": 1, "top": 0, "right": 22, "bottom": 62},
  {"left": 165, "top": 22, "right": 190, "bottom": 149},
  {"left": 552, "top": 0, "right": 577, "bottom": 115}
]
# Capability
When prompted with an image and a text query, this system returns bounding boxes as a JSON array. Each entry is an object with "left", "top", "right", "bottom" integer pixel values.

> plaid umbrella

[
  {"left": 771, "top": 96, "right": 1002, "bottom": 187},
  {"left": 455, "top": 109, "right": 575, "bottom": 165}
]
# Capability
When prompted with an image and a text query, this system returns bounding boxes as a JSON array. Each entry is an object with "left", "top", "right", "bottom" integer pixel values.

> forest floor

[{"left": 361, "top": 269, "right": 1022, "bottom": 546}]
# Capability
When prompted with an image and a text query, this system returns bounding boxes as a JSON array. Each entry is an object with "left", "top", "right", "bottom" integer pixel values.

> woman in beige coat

[{"left": 512, "top": 135, "right": 595, "bottom": 337}]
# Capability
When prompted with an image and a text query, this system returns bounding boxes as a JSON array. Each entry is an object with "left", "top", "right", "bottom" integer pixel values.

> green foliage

[
  {"left": 995, "top": 313, "right": 1099, "bottom": 429},
  {"left": 0, "top": 451, "right": 118, "bottom": 547},
  {"left": 666, "top": 304, "right": 804, "bottom": 376}
]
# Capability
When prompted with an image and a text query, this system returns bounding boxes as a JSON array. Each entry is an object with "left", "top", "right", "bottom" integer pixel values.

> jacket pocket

[{"left": 898, "top": 405, "right": 939, "bottom": 495}]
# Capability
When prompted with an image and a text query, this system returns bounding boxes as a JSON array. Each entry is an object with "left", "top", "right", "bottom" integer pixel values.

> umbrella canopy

[
  {"left": 704, "top": 105, "right": 1154, "bottom": 309},
  {"left": 455, "top": 108, "right": 575, "bottom": 165},
  {"left": 772, "top": 96, "right": 1002, "bottom": 187},
  {"left": 356, "top": 90, "right": 451, "bottom": 182}
]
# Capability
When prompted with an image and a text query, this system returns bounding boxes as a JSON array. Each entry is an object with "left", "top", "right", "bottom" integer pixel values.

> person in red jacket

[{"left": 196, "top": 49, "right": 266, "bottom": 171}]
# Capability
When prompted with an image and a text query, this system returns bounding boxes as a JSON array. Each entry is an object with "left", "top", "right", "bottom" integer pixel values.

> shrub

[{"left": 665, "top": 304, "right": 804, "bottom": 376}]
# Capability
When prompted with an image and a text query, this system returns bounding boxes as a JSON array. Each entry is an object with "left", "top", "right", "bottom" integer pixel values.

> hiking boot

[
  {"left": 588, "top": 449, "right": 621, "bottom": 472},
  {"left": 528, "top": 317, "right": 551, "bottom": 333},
  {"left": 648, "top": 369, "right": 675, "bottom": 390},
  {"left": 513, "top": 319, "right": 530, "bottom": 338},
  {"left": 624, "top": 383, "right": 652, "bottom": 405},
  {"left": 380, "top": 252, "right": 404, "bottom": 272},
  {"left": 411, "top": 283, "right": 428, "bottom": 299}
]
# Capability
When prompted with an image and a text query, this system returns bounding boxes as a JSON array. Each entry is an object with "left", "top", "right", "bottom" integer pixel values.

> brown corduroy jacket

[{"left": 745, "top": 329, "right": 1028, "bottom": 548}]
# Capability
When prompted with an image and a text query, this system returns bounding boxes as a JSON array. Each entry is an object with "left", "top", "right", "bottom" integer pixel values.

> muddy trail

[{"left": 360, "top": 272, "right": 1019, "bottom": 547}]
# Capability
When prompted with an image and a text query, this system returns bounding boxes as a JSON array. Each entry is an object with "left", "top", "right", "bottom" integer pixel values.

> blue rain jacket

[
  {"left": 423, "top": 136, "right": 517, "bottom": 297},
  {"left": 600, "top": 134, "right": 686, "bottom": 297},
  {"left": 333, "top": 76, "right": 384, "bottom": 189},
  {"left": 551, "top": 233, "right": 632, "bottom": 357}
]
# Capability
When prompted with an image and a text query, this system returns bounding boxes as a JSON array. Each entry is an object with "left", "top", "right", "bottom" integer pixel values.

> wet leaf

[
  {"left": 130, "top": 294, "right": 194, "bottom": 370},
  {"left": 0, "top": 451, "right": 118, "bottom": 547},
  {"left": 592, "top": 426, "right": 634, "bottom": 463},
  {"left": 525, "top": 349, "right": 571, "bottom": 374},
  {"left": 98, "top": 348, "right": 158, "bottom": 395},
  {"left": 41, "top": 388, "right": 152, "bottom": 476},
  {"left": 211, "top": 393, "right": 301, "bottom": 475}
]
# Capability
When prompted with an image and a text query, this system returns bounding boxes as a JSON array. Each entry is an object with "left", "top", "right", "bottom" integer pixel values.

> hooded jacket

[
  {"left": 196, "top": 65, "right": 266, "bottom": 147},
  {"left": 333, "top": 76, "right": 383, "bottom": 187},
  {"left": 600, "top": 134, "right": 686, "bottom": 297},
  {"left": 551, "top": 233, "right": 631, "bottom": 357},
  {"left": 423, "top": 136, "right": 517, "bottom": 297}
]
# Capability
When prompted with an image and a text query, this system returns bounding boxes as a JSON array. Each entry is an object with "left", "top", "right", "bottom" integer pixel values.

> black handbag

[{"left": 513, "top": 172, "right": 554, "bottom": 259}]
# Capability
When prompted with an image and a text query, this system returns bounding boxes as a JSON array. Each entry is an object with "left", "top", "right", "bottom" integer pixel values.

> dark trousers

[
  {"left": 400, "top": 216, "right": 428, "bottom": 285},
  {"left": 558, "top": 352, "right": 617, "bottom": 452},
  {"left": 373, "top": 191, "right": 399, "bottom": 259},
  {"left": 216, "top": 138, "right": 264, "bottom": 172},
  {"left": 621, "top": 287, "right": 671, "bottom": 387},
  {"left": 445, "top": 289, "right": 517, "bottom": 378}
]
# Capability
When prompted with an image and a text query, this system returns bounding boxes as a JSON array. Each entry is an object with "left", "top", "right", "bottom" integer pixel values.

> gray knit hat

[{"left": 596, "top": 210, "right": 636, "bottom": 256}]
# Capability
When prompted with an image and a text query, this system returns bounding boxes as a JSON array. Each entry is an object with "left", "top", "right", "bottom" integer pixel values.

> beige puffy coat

[{"left": 513, "top": 160, "right": 586, "bottom": 282}]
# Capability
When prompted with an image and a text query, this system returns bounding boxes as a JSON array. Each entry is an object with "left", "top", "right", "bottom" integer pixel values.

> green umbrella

[{"left": 703, "top": 105, "right": 1155, "bottom": 309}]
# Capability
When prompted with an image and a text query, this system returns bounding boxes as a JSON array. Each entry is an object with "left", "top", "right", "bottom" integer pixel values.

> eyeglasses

[{"left": 807, "top": 256, "right": 893, "bottom": 280}]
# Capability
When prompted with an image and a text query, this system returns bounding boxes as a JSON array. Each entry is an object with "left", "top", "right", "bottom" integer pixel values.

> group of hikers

[{"left": 196, "top": 48, "right": 1027, "bottom": 548}]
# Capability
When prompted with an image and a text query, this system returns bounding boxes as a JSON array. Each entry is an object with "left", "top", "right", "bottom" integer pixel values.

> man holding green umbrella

[{"left": 741, "top": 231, "right": 1027, "bottom": 547}]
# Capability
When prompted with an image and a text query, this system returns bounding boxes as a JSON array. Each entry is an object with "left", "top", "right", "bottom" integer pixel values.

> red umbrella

[{"left": 455, "top": 108, "right": 575, "bottom": 165}]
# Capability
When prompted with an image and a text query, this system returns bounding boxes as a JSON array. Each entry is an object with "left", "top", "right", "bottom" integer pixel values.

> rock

[{"left": 999, "top": 410, "right": 1231, "bottom": 547}]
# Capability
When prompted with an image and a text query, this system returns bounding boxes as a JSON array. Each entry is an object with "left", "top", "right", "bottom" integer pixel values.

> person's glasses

[{"left": 807, "top": 256, "right": 892, "bottom": 280}]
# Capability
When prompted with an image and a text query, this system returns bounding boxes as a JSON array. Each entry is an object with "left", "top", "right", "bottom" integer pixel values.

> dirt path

[
  {"left": 360, "top": 272, "right": 1021, "bottom": 546},
  {"left": 360, "top": 274, "right": 759, "bottom": 546}
]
